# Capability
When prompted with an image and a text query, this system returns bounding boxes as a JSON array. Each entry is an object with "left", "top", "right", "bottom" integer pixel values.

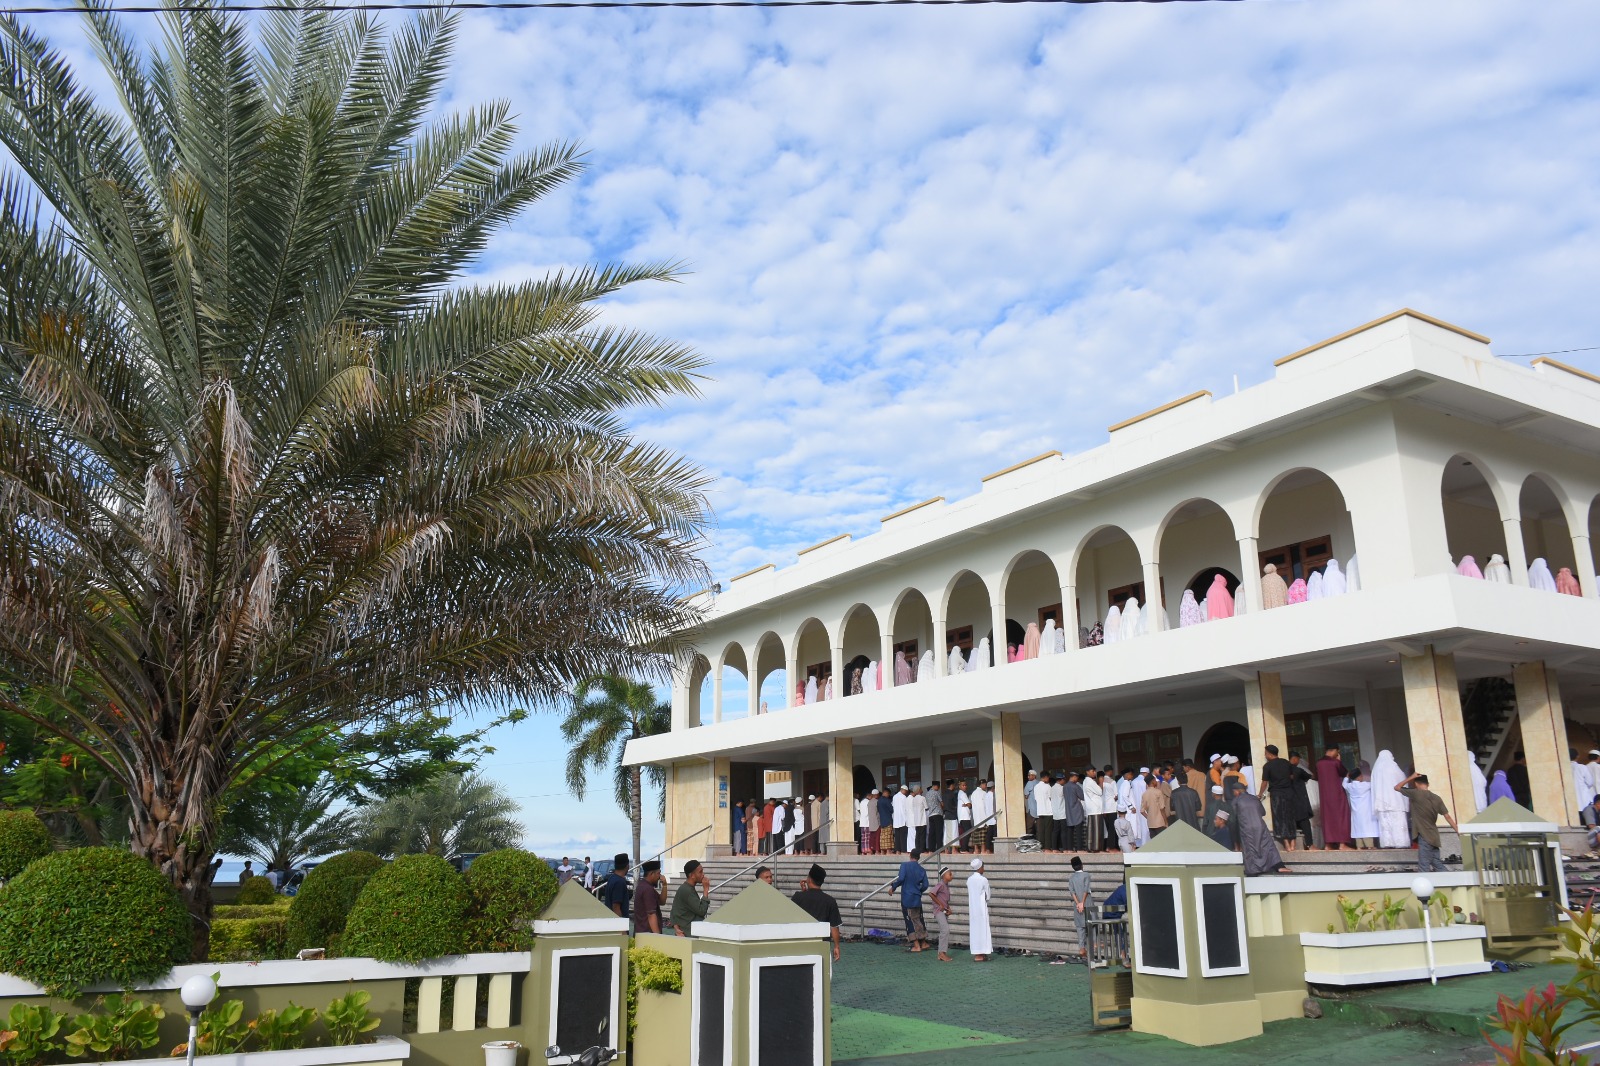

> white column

[
  {"left": 712, "top": 668, "right": 723, "bottom": 724},
  {"left": 1572, "top": 534, "right": 1598, "bottom": 598},
  {"left": 991, "top": 600, "right": 1009, "bottom": 666},
  {"left": 1503, "top": 518, "right": 1530, "bottom": 585},
  {"left": 830, "top": 645, "right": 845, "bottom": 700},
  {"left": 749, "top": 667, "right": 760, "bottom": 717},
  {"left": 880, "top": 632, "right": 895, "bottom": 689},
  {"left": 934, "top": 618, "right": 948, "bottom": 677},
  {"left": 1237, "top": 536, "right": 1262, "bottom": 614},
  {"left": 785, "top": 653, "right": 799, "bottom": 708},
  {"left": 1140, "top": 561, "right": 1165, "bottom": 632},
  {"left": 1060, "top": 585, "right": 1079, "bottom": 652}
]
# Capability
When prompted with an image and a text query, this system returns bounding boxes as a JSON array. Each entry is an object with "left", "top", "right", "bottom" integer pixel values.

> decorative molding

[
  {"left": 691, "top": 920, "right": 830, "bottom": 943},
  {"left": 729, "top": 563, "right": 775, "bottom": 583},
  {"left": 1124, "top": 850, "right": 1242, "bottom": 867},
  {"left": 116, "top": 1037, "right": 410, "bottom": 1066},
  {"left": 1458, "top": 819, "right": 1559, "bottom": 835},
  {"left": 880, "top": 497, "right": 944, "bottom": 523},
  {"left": 1107, "top": 392, "right": 1211, "bottom": 434},
  {"left": 796, "top": 534, "right": 850, "bottom": 557},
  {"left": 1275, "top": 308, "right": 1490, "bottom": 367},
  {"left": 1300, "top": 924, "right": 1487, "bottom": 948},
  {"left": 691, "top": 954, "right": 734, "bottom": 1066},
  {"left": 1530, "top": 357, "right": 1600, "bottom": 387},
  {"left": 532, "top": 917, "right": 629, "bottom": 935},
  {"left": 980, "top": 452, "right": 1062, "bottom": 483},
  {"left": 0, "top": 955, "right": 530, "bottom": 999},
  {"left": 1244, "top": 871, "right": 1478, "bottom": 895},
  {"left": 1194, "top": 876, "right": 1250, "bottom": 978}
]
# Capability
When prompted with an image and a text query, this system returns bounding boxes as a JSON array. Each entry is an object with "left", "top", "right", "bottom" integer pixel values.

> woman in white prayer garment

[
  {"left": 1323, "top": 558, "right": 1348, "bottom": 596},
  {"left": 1053, "top": 625, "right": 1067, "bottom": 653},
  {"left": 1139, "top": 600, "right": 1154, "bottom": 634},
  {"left": 917, "top": 650, "right": 935, "bottom": 682},
  {"left": 1307, "top": 570, "right": 1325, "bottom": 600},
  {"left": 1346, "top": 554, "right": 1361, "bottom": 592},
  {"left": 1468, "top": 749, "right": 1488, "bottom": 813},
  {"left": 1529, "top": 558, "right": 1558, "bottom": 592},
  {"left": 1484, "top": 554, "right": 1511, "bottom": 584},
  {"left": 1119, "top": 597, "right": 1141, "bottom": 642},
  {"left": 1370, "top": 750, "right": 1411, "bottom": 848},
  {"left": 969, "top": 637, "right": 990, "bottom": 671},
  {"left": 1103, "top": 605, "right": 1122, "bottom": 644},
  {"left": 1179, "top": 590, "right": 1204, "bottom": 628},
  {"left": 863, "top": 661, "right": 878, "bottom": 693},
  {"left": 967, "top": 859, "right": 993, "bottom": 961},
  {"left": 948, "top": 645, "right": 967, "bottom": 675},
  {"left": 1040, "top": 619, "right": 1058, "bottom": 656},
  {"left": 1345, "top": 768, "right": 1378, "bottom": 847},
  {"left": 804, "top": 674, "right": 818, "bottom": 706}
]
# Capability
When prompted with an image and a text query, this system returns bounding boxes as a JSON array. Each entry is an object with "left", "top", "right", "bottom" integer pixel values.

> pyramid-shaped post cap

[
  {"left": 1125, "top": 820, "right": 1243, "bottom": 866},
  {"left": 1459, "top": 796, "right": 1559, "bottom": 835},
  {"left": 533, "top": 879, "right": 629, "bottom": 935},
  {"left": 691, "top": 879, "right": 831, "bottom": 942}
]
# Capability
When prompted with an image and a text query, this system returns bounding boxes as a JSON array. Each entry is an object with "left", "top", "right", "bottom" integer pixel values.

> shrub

[
  {"left": 0, "top": 848, "right": 190, "bottom": 997},
  {"left": 285, "top": 851, "right": 384, "bottom": 956},
  {"left": 626, "top": 945, "right": 683, "bottom": 1041},
  {"left": 249, "top": 1003, "right": 318, "bottom": 1051},
  {"left": 236, "top": 875, "right": 279, "bottom": 906},
  {"left": 0, "top": 811, "right": 52, "bottom": 882},
  {"left": 462, "top": 849, "right": 559, "bottom": 952},
  {"left": 214, "top": 902, "right": 290, "bottom": 920},
  {"left": 322, "top": 990, "right": 380, "bottom": 1046},
  {"left": 341, "top": 855, "right": 467, "bottom": 963},
  {"left": 62, "top": 994, "right": 165, "bottom": 1060},
  {"left": 208, "top": 916, "right": 290, "bottom": 962}
]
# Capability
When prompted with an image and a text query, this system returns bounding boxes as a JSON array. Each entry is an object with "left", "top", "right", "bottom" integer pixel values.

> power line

[
  {"left": 1497, "top": 345, "right": 1600, "bottom": 359},
  {"left": 2, "top": 0, "right": 1226, "bottom": 11}
]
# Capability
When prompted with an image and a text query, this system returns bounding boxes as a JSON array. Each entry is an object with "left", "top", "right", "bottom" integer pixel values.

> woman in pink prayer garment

[
  {"left": 796, "top": 681, "right": 806, "bottom": 706},
  {"left": 1007, "top": 644, "right": 1020, "bottom": 663},
  {"left": 1456, "top": 555, "right": 1484, "bottom": 579},
  {"left": 1557, "top": 567, "right": 1583, "bottom": 596},
  {"left": 1206, "top": 574, "right": 1234, "bottom": 620},
  {"left": 1286, "top": 578, "right": 1308, "bottom": 604},
  {"left": 1023, "top": 622, "right": 1041, "bottom": 659},
  {"left": 1261, "top": 564, "right": 1289, "bottom": 609},
  {"left": 895, "top": 652, "right": 913, "bottom": 686}
]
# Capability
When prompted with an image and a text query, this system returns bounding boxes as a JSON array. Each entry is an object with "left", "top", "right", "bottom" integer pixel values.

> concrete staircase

[{"left": 699, "top": 846, "right": 1422, "bottom": 957}]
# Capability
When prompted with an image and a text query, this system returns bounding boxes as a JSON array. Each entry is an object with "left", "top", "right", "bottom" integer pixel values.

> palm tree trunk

[
  {"left": 126, "top": 760, "right": 220, "bottom": 962},
  {"left": 630, "top": 765, "right": 643, "bottom": 864}
]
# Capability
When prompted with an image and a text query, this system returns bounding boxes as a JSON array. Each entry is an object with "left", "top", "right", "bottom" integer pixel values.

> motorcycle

[{"left": 546, "top": 1045, "right": 618, "bottom": 1066}]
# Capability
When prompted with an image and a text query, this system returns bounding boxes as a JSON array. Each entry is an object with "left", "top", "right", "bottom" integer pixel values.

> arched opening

[
  {"left": 1073, "top": 525, "right": 1144, "bottom": 643},
  {"left": 793, "top": 617, "right": 831, "bottom": 703},
  {"left": 1157, "top": 498, "right": 1238, "bottom": 628},
  {"left": 1257, "top": 468, "right": 1355, "bottom": 594},
  {"left": 687, "top": 654, "right": 710, "bottom": 728},
  {"left": 1003, "top": 549, "right": 1063, "bottom": 660},
  {"left": 852, "top": 765, "right": 878, "bottom": 795},
  {"left": 1591, "top": 494, "right": 1600, "bottom": 585},
  {"left": 1441, "top": 454, "right": 1507, "bottom": 571},
  {"left": 1195, "top": 721, "right": 1250, "bottom": 770},
  {"left": 840, "top": 604, "right": 883, "bottom": 696},
  {"left": 1520, "top": 474, "right": 1577, "bottom": 577},
  {"left": 717, "top": 643, "right": 749, "bottom": 722},
  {"left": 889, "top": 588, "right": 933, "bottom": 683},
  {"left": 942, "top": 570, "right": 992, "bottom": 669},
  {"left": 985, "top": 752, "right": 1034, "bottom": 783},
  {"left": 751, "top": 631, "right": 786, "bottom": 714}
]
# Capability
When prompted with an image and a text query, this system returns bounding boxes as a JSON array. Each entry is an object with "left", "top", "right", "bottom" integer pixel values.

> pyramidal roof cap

[
  {"left": 1124, "top": 820, "right": 1242, "bottom": 866},
  {"left": 532, "top": 879, "right": 629, "bottom": 935},
  {"left": 1459, "top": 796, "right": 1559, "bottom": 835},
  {"left": 690, "top": 879, "right": 831, "bottom": 943}
]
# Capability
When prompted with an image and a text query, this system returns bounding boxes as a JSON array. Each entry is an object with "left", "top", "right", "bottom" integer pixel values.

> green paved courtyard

[{"left": 830, "top": 942, "right": 1510, "bottom": 1064}]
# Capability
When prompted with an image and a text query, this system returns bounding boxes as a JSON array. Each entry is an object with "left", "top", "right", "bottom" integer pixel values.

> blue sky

[{"left": 35, "top": 0, "right": 1600, "bottom": 863}]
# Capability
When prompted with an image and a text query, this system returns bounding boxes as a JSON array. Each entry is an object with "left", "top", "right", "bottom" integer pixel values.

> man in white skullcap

[
  {"left": 1208, "top": 753, "right": 1225, "bottom": 790},
  {"left": 1130, "top": 768, "right": 1150, "bottom": 845},
  {"left": 787, "top": 796, "right": 806, "bottom": 854},
  {"left": 967, "top": 858, "right": 993, "bottom": 961},
  {"left": 892, "top": 784, "right": 910, "bottom": 854}
]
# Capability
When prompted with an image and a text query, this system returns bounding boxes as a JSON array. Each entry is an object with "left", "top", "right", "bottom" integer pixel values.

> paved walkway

[{"left": 831, "top": 942, "right": 1504, "bottom": 1064}]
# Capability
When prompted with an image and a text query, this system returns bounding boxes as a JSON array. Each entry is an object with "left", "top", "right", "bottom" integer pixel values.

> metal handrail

[
  {"left": 709, "top": 817, "right": 834, "bottom": 894},
  {"left": 849, "top": 809, "right": 1002, "bottom": 938},
  {"left": 639, "top": 824, "right": 713, "bottom": 870}
]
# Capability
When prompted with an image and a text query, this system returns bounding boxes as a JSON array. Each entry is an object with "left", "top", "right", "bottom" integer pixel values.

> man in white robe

[
  {"left": 1130, "top": 769, "right": 1150, "bottom": 845},
  {"left": 956, "top": 781, "right": 974, "bottom": 851},
  {"left": 1573, "top": 749, "right": 1596, "bottom": 828},
  {"left": 910, "top": 785, "right": 929, "bottom": 852},
  {"left": 1082, "top": 771, "right": 1104, "bottom": 851},
  {"left": 771, "top": 800, "right": 790, "bottom": 854},
  {"left": 971, "top": 780, "right": 996, "bottom": 853},
  {"left": 967, "top": 858, "right": 993, "bottom": 961},
  {"left": 786, "top": 797, "right": 805, "bottom": 854},
  {"left": 892, "top": 785, "right": 910, "bottom": 854}
]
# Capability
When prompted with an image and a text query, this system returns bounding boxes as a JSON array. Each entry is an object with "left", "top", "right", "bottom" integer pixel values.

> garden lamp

[
  {"left": 1411, "top": 876, "right": 1437, "bottom": 985},
  {"left": 180, "top": 973, "right": 217, "bottom": 1066}
]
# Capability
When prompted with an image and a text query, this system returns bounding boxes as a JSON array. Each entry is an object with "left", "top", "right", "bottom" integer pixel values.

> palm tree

[
  {"left": 355, "top": 772, "right": 522, "bottom": 860},
  {"left": 0, "top": 8, "right": 708, "bottom": 956},
  {"left": 221, "top": 776, "right": 355, "bottom": 873},
  {"left": 563, "top": 675, "right": 670, "bottom": 863}
]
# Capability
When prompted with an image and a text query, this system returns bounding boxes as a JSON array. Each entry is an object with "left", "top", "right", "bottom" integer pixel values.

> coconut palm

[
  {"left": 562, "top": 675, "right": 670, "bottom": 863},
  {"left": 221, "top": 776, "right": 356, "bottom": 873},
  {"left": 0, "top": 7, "right": 708, "bottom": 956},
  {"left": 355, "top": 772, "right": 522, "bottom": 860}
]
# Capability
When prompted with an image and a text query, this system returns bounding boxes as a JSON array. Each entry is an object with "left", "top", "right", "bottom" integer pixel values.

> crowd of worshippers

[
  {"left": 732, "top": 795, "right": 829, "bottom": 856},
  {"left": 851, "top": 779, "right": 997, "bottom": 855}
]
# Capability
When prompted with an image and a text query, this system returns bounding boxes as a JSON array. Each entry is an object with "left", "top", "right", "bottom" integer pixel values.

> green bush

[
  {"left": 626, "top": 944, "right": 683, "bottom": 1041},
  {"left": 0, "top": 811, "right": 52, "bottom": 882},
  {"left": 236, "top": 874, "right": 279, "bottom": 906},
  {"left": 208, "top": 916, "right": 290, "bottom": 962},
  {"left": 341, "top": 854, "right": 467, "bottom": 963},
  {"left": 285, "top": 851, "right": 384, "bottom": 956},
  {"left": 214, "top": 901, "right": 290, "bottom": 920},
  {"left": 462, "top": 849, "right": 559, "bottom": 952},
  {"left": 62, "top": 994, "right": 165, "bottom": 1060},
  {"left": 0, "top": 848, "right": 190, "bottom": 997}
]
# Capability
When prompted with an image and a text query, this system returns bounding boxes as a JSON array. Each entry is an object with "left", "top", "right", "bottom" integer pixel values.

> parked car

[
  {"left": 586, "top": 859, "right": 634, "bottom": 899},
  {"left": 449, "top": 852, "right": 486, "bottom": 873},
  {"left": 544, "top": 858, "right": 589, "bottom": 885},
  {"left": 280, "top": 861, "right": 322, "bottom": 897}
]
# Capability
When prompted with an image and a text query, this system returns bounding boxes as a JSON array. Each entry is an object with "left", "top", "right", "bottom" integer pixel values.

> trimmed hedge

[
  {"left": 209, "top": 915, "right": 290, "bottom": 962},
  {"left": 286, "top": 851, "right": 384, "bottom": 956},
  {"left": 341, "top": 854, "right": 467, "bottom": 963},
  {"left": 237, "top": 874, "right": 280, "bottom": 906},
  {"left": 215, "top": 902, "right": 291, "bottom": 920},
  {"left": 0, "top": 848, "right": 190, "bottom": 996},
  {"left": 463, "top": 849, "right": 558, "bottom": 952},
  {"left": 0, "top": 811, "right": 52, "bottom": 881}
]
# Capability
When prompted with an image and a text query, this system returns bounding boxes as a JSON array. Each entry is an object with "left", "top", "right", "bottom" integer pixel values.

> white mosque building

[{"left": 624, "top": 310, "right": 1600, "bottom": 860}]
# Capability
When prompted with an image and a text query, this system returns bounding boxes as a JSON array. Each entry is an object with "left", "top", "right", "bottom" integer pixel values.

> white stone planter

[
  {"left": 118, "top": 1035, "right": 410, "bottom": 1066},
  {"left": 1300, "top": 924, "right": 1491, "bottom": 986},
  {"left": 483, "top": 1039, "right": 522, "bottom": 1066}
]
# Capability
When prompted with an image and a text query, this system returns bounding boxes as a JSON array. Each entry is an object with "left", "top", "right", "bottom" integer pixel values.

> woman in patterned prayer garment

[
  {"left": 1261, "top": 564, "right": 1289, "bottom": 609},
  {"left": 1528, "top": 558, "right": 1558, "bottom": 592},
  {"left": 1040, "top": 619, "right": 1058, "bottom": 656},
  {"left": 1557, "top": 567, "right": 1583, "bottom": 596},
  {"left": 1103, "top": 605, "right": 1122, "bottom": 644},
  {"left": 1023, "top": 622, "right": 1041, "bottom": 659},
  {"left": 1307, "top": 570, "right": 1325, "bottom": 600},
  {"left": 1119, "top": 597, "right": 1140, "bottom": 642},
  {"left": 970, "top": 637, "right": 990, "bottom": 671},
  {"left": 795, "top": 681, "right": 805, "bottom": 706},
  {"left": 917, "top": 650, "right": 934, "bottom": 682},
  {"left": 1179, "top": 590, "right": 1204, "bottom": 627},
  {"left": 1345, "top": 554, "right": 1361, "bottom": 591},
  {"left": 823, "top": 677, "right": 834, "bottom": 700},
  {"left": 948, "top": 646, "right": 967, "bottom": 675},
  {"left": 1053, "top": 625, "right": 1067, "bottom": 653},
  {"left": 1456, "top": 555, "right": 1484, "bottom": 579},
  {"left": 1084, "top": 622, "right": 1103, "bottom": 647},
  {"left": 1286, "top": 578, "right": 1308, "bottom": 604},
  {"left": 1206, "top": 575, "right": 1234, "bottom": 619},
  {"left": 1483, "top": 554, "right": 1511, "bottom": 584},
  {"left": 895, "top": 652, "right": 912, "bottom": 686},
  {"left": 849, "top": 668, "right": 863, "bottom": 696}
]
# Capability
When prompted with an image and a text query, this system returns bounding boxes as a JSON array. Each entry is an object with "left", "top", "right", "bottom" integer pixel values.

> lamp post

[
  {"left": 180, "top": 974, "right": 218, "bottom": 1066},
  {"left": 1411, "top": 876, "right": 1437, "bottom": 986}
]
